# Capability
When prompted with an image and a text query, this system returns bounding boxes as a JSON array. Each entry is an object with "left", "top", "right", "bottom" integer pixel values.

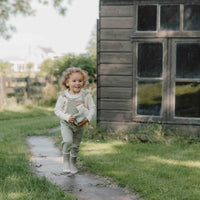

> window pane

[
  {"left": 137, "top": 6, "right": 157, "bottom": 31},
  {"left": 176, "top": 43, "right": 200, "bottom": 78},
  {"left": 138, "top": 43, "right": 163, "bottom": 77},
  {"left": 137, "top": 81, "right": 162, "bottom": 116},
  {"left": 161, "top": 5, "right": 180, "bottom": 30},
  {"left": 175, "top": 82, "right": 200, "bottom": 118},
  {"left": 184, "top": 5, "right": 200, "bottom": 30}
]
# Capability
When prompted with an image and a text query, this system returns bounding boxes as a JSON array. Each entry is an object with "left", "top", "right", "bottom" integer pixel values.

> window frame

[
  {"left": 132, "top": 38, "right": 200, "bottom": 125},
  {"left": 132, "top": 2, "right": 200, "bottom": 125},
  {"left": 132, "top": 38, "right": 168, "bottom": 122}
]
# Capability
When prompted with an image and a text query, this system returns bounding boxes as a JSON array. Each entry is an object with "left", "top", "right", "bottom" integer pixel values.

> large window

[
  {"left": 133, "top": 3, "right": 200, "bottom": 124},
  {"left": 133, "top": 39, "right": 200, "bottom": 123}
]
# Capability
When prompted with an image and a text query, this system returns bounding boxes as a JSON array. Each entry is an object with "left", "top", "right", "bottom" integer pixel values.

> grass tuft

[{"left": 83, "top": 122, "right": 200, "bottom": 145}]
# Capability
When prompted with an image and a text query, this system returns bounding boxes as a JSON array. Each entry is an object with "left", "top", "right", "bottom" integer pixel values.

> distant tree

[
  {"left": 86, "top": 25, "right": 96, "bottom": 58},
  {"left": 40, "top": 59, "right": 55, "bottom": 76},
  {"left": 0, "top": 0, "right": 72, "bottom": 39},
  {"left": 53, "top": 54, "right": 96, "bottom": 83},
  {"left": 0, "top": 60, "right": 13, "bottom": 74}
]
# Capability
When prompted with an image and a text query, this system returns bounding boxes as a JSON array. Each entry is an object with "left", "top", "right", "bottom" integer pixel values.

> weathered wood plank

[
  {"left": 101, "top": 17, "right": 133, "bottom": 29},
  {"left": 99, "top": 64, "right": 132, "bottom": 75},
  {"left": 101, "top": 6, "right": 133, "bottom": 17},
  {"left": 99, "top": 99, "right": 132, "bottom": 110},
  {"left": 100, "top": 41, "right": 132, "bottom": 52},
  {"left": 100, "top": 87, "right": 132, "bottom": 99},
  {"left": 101, "top": 29, "right": 132, "bottom": 40},
  {"left": 6, "top": 87, "right": 15, "bottom": 94},
  {"left": 30, "top": 86, "right": 44, "bottom": 92},
  {"left": 6, "top": 87, "right": 26, "bottom": 93},
  {"left": 6, "top": 77, "right": 46, "bottom": 83},
  {"left": 6, "top": 85, "right": 44, "bottom": 94},
  {"left": 7, "top": 77, "right": 26, "bottom": 82},
  {"left": 100, "top": 53, "right": 132, "bottom": 64},
  {"left": 100, "top": 75, "right": 132, "bottom": 87},
  {"left": 99, "top": 110, "right": 132, "bottom": 121},
  {"left": 29, "top": 77, "right": 46, "bottom": 83}
]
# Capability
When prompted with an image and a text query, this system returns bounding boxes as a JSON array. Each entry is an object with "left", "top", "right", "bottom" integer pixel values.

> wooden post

[
  {"left": 0, "top": 76, "right": 6, "bottom": 108},
  {"left": 26, "top": 76, "right": 30, "bottom": 99}
]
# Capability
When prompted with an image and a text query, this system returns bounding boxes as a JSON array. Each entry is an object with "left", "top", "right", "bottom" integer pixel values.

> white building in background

[{"left": 11, "top": 45, "right": 58, "bottom": 72}]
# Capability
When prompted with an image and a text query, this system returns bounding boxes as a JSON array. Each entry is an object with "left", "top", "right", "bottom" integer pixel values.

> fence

[{"left": 0, "top": 76, "right": 50, "bottom": 107}]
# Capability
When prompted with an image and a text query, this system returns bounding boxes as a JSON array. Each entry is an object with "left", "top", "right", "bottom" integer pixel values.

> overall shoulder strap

[
  {"left": 82, "top": 89, "right": 89, "bottom": 97},
  {"left": 82, "top": 90, "right": 89, "bottom": 104},
  {"left": 60, "top": 90, "right": 70, "bottom": 99}
]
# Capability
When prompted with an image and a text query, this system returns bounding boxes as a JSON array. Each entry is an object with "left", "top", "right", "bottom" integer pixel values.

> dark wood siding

[
  {"left": 99, "top": 64, "right": 132, "bottom": 75},
  {"left": 98, "top": 2, "right": 134, "bottom": 125}
]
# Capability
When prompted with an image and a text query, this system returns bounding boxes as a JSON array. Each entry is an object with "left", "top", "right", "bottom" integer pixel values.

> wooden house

[{"left": 97, "top": 0, "right": 200, "bottom": 131}]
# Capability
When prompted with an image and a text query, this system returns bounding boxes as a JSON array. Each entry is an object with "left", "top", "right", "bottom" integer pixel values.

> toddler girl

[{"left": 54, "top": 67, "right": 96, "bottom": 174}]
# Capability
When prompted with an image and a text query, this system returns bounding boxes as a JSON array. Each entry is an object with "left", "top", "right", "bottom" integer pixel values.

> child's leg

[
  {"left": 61, "top": 122, "right": 73, "bottom": 173},
  {"left": 61, "top": 124, "right": 73, "bottom": 153},
  {"left": 70, "top": 127, "right": 84, "bottom": 174},
  {"left": 71, "top": 127, "right": 83, "bottom": 157}
]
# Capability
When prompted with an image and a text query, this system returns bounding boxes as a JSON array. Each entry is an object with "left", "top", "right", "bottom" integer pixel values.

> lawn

[
  {"left": 0, "top": 105, "right": 76, "bottom": 200},
  {"left": 79, "top": 140, "right": 200, "bottom": 200},
  {"left": 1, "top": 105, "right": 200, "bottom": 200}
]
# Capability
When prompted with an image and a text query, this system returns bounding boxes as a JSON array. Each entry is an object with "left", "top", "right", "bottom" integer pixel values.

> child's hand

[
  {"left": 69, "top": 116, "right": 76, "bottom": 124},
  {"left": 76, "top": 103, "right": 87, "bottom": 108},
  {"left": 78, "top": 118, "right": 88, "bottom": 127}
]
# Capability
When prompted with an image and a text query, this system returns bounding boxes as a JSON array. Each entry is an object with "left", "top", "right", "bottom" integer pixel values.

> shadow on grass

[{"left": 79, "top": 141, "right": 200, "bottom": 200}]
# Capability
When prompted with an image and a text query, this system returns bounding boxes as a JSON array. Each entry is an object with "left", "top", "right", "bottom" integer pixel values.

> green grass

[
  {"left": 79, "top": 140, "right": 200, "bottom": 200},
  {"left": 0, "top": 105, "right": 54, "bottom": 121},
  {"left": 0, "top": 105, "right": 76, "bottom": 200},
  {"left": 1, "top": 105, "right": 200, "bottom": 200}
]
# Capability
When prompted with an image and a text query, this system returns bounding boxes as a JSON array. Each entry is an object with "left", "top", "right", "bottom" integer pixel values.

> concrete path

[{"left": 27, "top": 136, "right": 140, "bottom": 200}]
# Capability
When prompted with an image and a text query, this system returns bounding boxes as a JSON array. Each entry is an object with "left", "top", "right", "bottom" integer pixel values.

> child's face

[{"left": 66, "top": 72, "right": 84, "bottom": 94}]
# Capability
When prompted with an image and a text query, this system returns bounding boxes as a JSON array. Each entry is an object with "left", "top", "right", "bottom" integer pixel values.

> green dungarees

[{"left": 60, "top": 93, "right": 85, "bottom": 157}]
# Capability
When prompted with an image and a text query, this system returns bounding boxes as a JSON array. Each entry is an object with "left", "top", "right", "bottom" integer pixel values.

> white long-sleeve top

[{"left": 54, "top": 89, "right": 96, "bottom": 122}]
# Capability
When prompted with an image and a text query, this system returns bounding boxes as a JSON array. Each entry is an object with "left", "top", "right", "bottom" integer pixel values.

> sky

[{"left": 0, "top": 0, "right": 99, "bottom": 60}]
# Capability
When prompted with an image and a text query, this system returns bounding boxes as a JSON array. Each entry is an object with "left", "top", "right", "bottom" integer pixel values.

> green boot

[
  {"left": 70, "top": 156, "right": 78, "bottom": 174},
  {"left": 63, "top": 153, "right": 70, "bottom": 173}
]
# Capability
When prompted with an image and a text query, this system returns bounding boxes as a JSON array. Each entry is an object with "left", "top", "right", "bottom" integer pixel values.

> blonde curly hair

[{"left": 61, "top": 67, "right": 89, "bottom": 89}]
